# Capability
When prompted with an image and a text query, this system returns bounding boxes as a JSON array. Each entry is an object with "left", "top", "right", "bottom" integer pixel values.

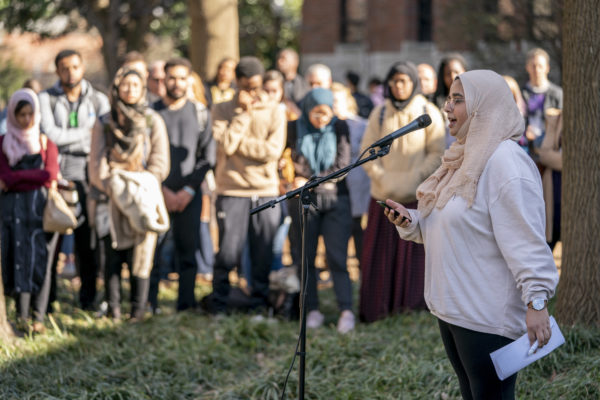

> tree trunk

[
  {"left": 555, "top": 0, "right": 600, "bottom": 326},
  {"left": 0, "top": 244, "right": 15, "bottom": 342},
  {"left": 189, "top": 0, "right": 239, "bottom": 82}
]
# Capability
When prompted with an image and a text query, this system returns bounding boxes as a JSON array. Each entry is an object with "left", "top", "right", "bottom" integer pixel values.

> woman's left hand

[{"left": 526, "top": 308, "right": 551, "bottom": 349}]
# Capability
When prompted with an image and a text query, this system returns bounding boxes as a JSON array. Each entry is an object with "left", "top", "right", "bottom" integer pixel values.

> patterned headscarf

[
  {"left": 2, "top": 88, "right": 42, "bottom": 167},
  {"left": 107, "top": 67, "right": 148, "bottom": 171}
]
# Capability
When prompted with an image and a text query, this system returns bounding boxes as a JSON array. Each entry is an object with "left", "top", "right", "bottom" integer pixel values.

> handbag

[
  {"left": 39, "top": 134, "right": 78, "bottom": 234},
  {"left": 43, "top": 185, "right": 78, "bottom": 234}
]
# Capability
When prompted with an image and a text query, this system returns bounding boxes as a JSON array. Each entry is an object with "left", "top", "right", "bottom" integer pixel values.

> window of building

[
  {"left": 340, "top": 0, "right": 367, "bottom": 43},
  {"left": 418, "top": 0, "right": 433, "bottom": 42}
]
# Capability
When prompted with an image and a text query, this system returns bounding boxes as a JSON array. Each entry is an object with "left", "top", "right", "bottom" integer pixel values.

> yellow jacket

[{"left": 360, "top": 94, "right": 445, "bottom": 203}]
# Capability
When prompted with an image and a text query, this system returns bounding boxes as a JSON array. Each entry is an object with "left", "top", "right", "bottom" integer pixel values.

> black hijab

[{"left": 384, "top": 61, "right": 421, "bottom": 111}]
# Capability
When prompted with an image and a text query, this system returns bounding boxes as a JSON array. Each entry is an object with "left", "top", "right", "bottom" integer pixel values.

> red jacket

[{"left": 0, "top": 135, "right": 59, "bottom": 192}]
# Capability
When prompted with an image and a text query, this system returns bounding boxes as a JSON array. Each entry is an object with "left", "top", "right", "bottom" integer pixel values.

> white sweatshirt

[{"left": 398, "top": 140, "right": 559, "bottom": 339}]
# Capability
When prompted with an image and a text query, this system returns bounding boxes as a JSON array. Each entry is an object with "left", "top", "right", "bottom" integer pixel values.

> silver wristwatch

[{"left": 528, "top": 297, "right": 547, "bottom": 311}]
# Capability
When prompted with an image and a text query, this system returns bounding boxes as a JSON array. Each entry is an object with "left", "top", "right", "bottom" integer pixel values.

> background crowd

[{"left": 0, "top": 45, "right": 562, "bottom": 337}]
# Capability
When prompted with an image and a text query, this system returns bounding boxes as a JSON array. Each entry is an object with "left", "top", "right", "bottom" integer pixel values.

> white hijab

[
  {"left": 2, "top": 88, "right": 42, "bottom": 167},
  {"left": 416, "top": 70, "right": 525, "bottom": 217}
]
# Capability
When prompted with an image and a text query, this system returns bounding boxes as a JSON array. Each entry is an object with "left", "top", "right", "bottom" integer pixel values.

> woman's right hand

[
  {"left": 0, "top": 179, "right": 5, "bottom": 191},
  {"left": 384, "top": 199, "right": 411, "bottom": 228}
]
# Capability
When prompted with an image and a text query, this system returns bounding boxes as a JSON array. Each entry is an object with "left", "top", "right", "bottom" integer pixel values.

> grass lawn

[{"left": 1, "top": 271, "right": 599, "bottom": 399}]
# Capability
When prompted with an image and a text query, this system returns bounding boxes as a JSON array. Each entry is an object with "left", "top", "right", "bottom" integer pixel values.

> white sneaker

[
  {"left": 337, "top": 310, "right": 355, "bottom": 334},
  {"left": 306, "top": 310, "right": 324, "bottom": 329}
]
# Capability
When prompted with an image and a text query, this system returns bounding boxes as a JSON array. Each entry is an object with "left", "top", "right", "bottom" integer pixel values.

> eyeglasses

[{"left": 444, "top": 96, "right": 464, "bottom": 111}]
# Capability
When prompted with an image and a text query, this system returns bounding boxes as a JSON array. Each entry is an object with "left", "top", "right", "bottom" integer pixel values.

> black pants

[
  {"left": 48, "top": 181, "right": 98, "bottom": 310},
  {"left": 288, "top": 193, "right": 353, "bottom": 312},
  {"left": 150, "top": 191, "right": 202, "bottom": 311},
  {"left": 438, "top": 319, "right": 517, "bottom": 400},
  {"left": 351, "top": 216, "right": 364, "bottom": 268},
  {"left": 211, "top": 195, "right": 280, "bottom": 312},
  {"left": 103, "top": 236, "right": 149, "bottom": 319},
  {"left": 73, "top": 180, "right": 99, "bottom": 309}
]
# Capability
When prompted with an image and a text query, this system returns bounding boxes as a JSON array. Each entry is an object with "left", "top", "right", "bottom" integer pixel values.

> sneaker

[
  {"left": 337, "top": 310, "right": 355, "bottom": 334},
  {"left": 306, "top": 310, "right": 324, "bottom": 329}
]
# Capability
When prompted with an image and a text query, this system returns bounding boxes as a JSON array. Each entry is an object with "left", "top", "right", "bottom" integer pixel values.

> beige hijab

[{"left": 416, "top": 70, "right": 525, "bottom": 217}]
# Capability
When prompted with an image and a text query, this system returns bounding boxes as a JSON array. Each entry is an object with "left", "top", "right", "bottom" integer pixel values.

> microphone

[{"left": 368, "top": 114, "right": 432, "bottom": 148}]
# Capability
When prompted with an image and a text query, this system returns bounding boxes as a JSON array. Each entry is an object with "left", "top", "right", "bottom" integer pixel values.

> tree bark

[
  {"left": 189, "top": 0, "right": 239, "bottom": 82},
  {"left": 0, "top": 244, "right": 15, "bottom": 342},
  {"left": 555, "top": 0, "right": 600, "bottom": 326}
]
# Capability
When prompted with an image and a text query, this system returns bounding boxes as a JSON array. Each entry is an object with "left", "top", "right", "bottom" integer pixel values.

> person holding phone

[{"left": 384, "top": 70, "right": 559, "bottom": 399}]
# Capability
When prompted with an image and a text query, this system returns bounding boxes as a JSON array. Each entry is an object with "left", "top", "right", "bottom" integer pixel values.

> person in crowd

[
  {"left": 434, "top": 53, "right": 468, "bottom": 110},
  {"left": 331, "top": 82, "right": 370, "bottom": 269},
  {"left": 521, "top": 48, "right": 563, "bottom": 159},
  {"left": 305, "top": 64, "right": 333, "bottom": 89},
  {"left": 368, "top": 77, "right": 385, "bottom": 107},
  {"left": 434, "top": 54, "right": 468, "bottom": 149},
  {"left": 120, "top": 51, "right": 148, "bottom": 78},
  {"left": 38, "top": 49, "right": 110, "bottom": 311},
  {"left": 261, "top": 69, "right": 295, "bottom": 274},
  {"left": 417, "top": 63, "right": 437, "bottom": 103},
  {"left": 288, "top": 63, "right": 332, "bottom": 281},
  {"left": 503, "top": 75, "right": 527, "bottom": 117},
  {"left": 205, "top": 57, "right": 237, "bottom": 107},
  {"left": 0, "top": 88, "right": 59, "bottom": 334},
  {"left": 286, "top": 87, "right": 355, "bottom": 333},
  {"left": 264, "top": 69, "right": 299, "bottom": 121},
  {"left": 189, "top": 71, "right": 209, "bottom": 106},
  {"left": 187, "top": 70, "right": 215, "bottom": 281},
  {"left": 386, "top": 69, "right": 559, "bottom": 399},
  {"left": 89, "top": 67, "right": 170, "bottom": 321},
  {"left": 150, "top": 58, "right": 214, "bottom": 312},
  {"left": 359, "top": 61, "right": 445, "bottom": 323},
  {"left": 346, "top": 71, "right": 374, "bottom": 119},
  {"left": 1, "top": 79, "right": 42, "bottom": 136},
  {"left": 23, "top": 78, "right": 43, "bottom": 94},
  {"left": 204, "top": 56, "right": 285, "bottom": 314},
  {"left": 537, "top": 108, "right": 562, "bottom": 250},
  {"left": 276, "top": 48, "right": 310, "bottom": 108},
  {"left": 147, "top": 60, "right": 166, "bottom": 104}
]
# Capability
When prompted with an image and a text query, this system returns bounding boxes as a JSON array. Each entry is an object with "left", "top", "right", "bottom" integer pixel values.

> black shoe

[{"left": 198, "top": 294, "right": 226, "bottom": 315}]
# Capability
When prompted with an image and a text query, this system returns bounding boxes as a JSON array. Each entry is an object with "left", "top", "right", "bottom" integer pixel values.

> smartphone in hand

[
  {"left": 376, "top": 200, "right": 399, "bottom": 217},
  {"left": 376, "top": 200, "right": 411, "bottom": 223}
]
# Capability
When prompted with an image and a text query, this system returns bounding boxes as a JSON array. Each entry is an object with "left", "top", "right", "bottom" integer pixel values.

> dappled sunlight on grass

[{"left": 1, "top": 253, "right": 598, "bottom": 398}]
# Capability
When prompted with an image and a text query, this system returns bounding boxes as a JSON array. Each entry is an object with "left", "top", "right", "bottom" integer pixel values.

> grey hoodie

[{"left": 39, "top": 79, "right": 110, "bottom": 181}]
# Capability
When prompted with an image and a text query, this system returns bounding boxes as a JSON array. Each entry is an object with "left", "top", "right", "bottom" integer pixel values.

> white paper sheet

[{"left": 490, "top": 316, "right": 565, "bottom": 380}]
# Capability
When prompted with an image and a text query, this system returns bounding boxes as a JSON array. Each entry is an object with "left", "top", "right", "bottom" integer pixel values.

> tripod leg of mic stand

[{"left": 298, "top": 192, "right": 311, "bottom": 400}]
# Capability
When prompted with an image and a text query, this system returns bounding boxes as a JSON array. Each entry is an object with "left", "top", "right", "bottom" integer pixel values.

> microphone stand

[{"left": 250, "top": 144, "right": 391, "bottom": 400}]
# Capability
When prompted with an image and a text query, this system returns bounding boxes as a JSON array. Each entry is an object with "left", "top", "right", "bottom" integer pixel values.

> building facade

[{"left": 299, "top": 0, "right": 562, "bottom": 88}]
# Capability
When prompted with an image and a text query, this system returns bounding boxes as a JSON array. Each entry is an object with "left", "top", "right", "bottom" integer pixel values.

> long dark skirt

[
  {"left": 1, "top": 188, "right": 48, "bottom": 295},
  {"left": 359, "top": 198, "right": 426, "bottom": 323}
]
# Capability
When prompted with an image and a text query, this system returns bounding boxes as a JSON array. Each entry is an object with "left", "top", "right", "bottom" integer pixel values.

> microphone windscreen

[{"left": 419, "top": 114, "right": 432, "bottom": 128}]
